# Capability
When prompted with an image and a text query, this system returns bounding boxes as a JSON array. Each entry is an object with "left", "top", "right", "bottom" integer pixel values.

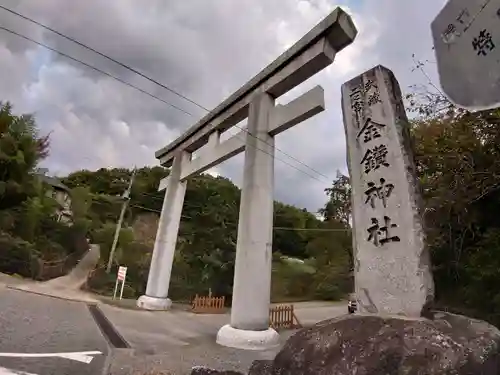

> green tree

[
  {"left": 17, "top": 183, "right": 58, "bottom": 243},
  {"left": 306, "top": 220, "right": 352, "bottom": 300},
  {"left": 273, "top": 202, "right": 311, "bottom": 259},
  {"left": 408, "top": 81, "right": 500, "bottom": 325},
  {"left": 0, "top": 102, "right": 49, "bottom": 210},
  {"left": 66, "top": 166, "right": 344, "bottom": 302},
  {"left": 93, "top": 222, "right": 134, "bottom": 265},
  {"left": 71, "top": 186, "right": 92, "bottom": 219},
  {"left": 320, "top": 171, "right": 351, "bottom": 225}
]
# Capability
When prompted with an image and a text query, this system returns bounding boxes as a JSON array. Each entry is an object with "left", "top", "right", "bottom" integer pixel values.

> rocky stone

[
  {"left": 248, "top": 360, "right": 273, "bottom": 375},
  {"left": 341, "top": 65, "right": 434, "bottom": 317},
  {"left": 190, "top": 366, "right": 243, "bottom": 375},
  {"left": 269, "top": 312, "right": 500, "bottom": 375}
]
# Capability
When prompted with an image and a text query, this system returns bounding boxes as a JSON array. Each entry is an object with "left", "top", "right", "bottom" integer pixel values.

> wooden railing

[
  {"left": 191, "top": 294, "right": 226, "bottom": 314},
  {"left": 35, "top": 248, "right": 88, "bottom": 281},
  {"left": 269, "top": 304, "right": 302, "bottom": 330},
  {"left": 35, "top": 258, "right": 65, "bottom": 280}
]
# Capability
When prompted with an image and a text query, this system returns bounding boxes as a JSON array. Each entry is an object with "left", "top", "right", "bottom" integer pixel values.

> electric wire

[{"left": 0, "top": 8, "right": 333, "bottom": 183}]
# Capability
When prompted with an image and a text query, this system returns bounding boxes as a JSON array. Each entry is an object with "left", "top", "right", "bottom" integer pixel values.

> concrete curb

[{"left": 6, "top": 284, "right": 99, "bottom": 304}]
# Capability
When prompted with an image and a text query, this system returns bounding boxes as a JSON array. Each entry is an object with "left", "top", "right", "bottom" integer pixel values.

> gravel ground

[
  {"left": 0, "top": 271, "right": 346, "bottom": 375},
  {"left": 100, "top": 300, "right": 347, "bottom": 374},
  {"left": 0, "top": 272, "right": 27, "bottom": 286},
  {"left": 107, "top": 330, "right": 297, "bottom": 375},
  {"left": 0, "top": 288, "right": 108, "bottom": 375}
]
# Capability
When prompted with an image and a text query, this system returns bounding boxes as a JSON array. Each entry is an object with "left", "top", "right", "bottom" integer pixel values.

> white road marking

[
  {"left": 0, "top": 351, "right": 102, "bottom": 364},
  {"left": 0, "top": 366, "right": 38, "bottom": 375}
]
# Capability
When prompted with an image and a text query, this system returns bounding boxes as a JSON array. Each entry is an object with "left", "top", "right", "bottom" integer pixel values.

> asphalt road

[{"left": 0, "top": 287, "right": 108, "bottom": 375}]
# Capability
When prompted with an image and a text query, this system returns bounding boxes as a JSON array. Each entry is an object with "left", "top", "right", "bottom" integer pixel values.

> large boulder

[
  {"left": 248, "top": 360, "right": 273, "bottom": 374},
  {"left": 191, "top": 366, "right": 243, "bottom": 375},
  {"left": 251, "top": 312, "right": 500, "bottom": 375}
]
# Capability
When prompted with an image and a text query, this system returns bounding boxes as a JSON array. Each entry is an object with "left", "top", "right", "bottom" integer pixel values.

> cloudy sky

[{"left": 0, "top": 0, "right": 446, "bottom": 213}]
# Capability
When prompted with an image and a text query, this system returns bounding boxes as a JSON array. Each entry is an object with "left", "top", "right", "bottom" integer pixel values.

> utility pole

[{"left": 106, "top": 168, "right": 136, "bottom": 273}]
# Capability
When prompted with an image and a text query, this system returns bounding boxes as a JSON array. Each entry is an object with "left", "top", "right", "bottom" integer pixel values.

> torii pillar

[
  {"left": 216, "top": 92, "right": 278, "bottom": 348},
  {"left": 216, "top": 87, "right": 332, "bottom": 349},
  {"left": 137, "top": 151, "right": 190, "bottom": 310}
]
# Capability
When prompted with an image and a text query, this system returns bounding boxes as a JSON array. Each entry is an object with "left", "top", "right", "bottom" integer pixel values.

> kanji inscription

[
  {"left": 360, "top": 145, "right": 389, "bottom": 174},
  {"left": 456, "top": 8, "right": 471, "bottom": 28},
  {"left": 357, "top": 118, "right": 385, "bottom": 143},
  {"left": 363, "top": 79, "right": 375, "bottom": 91},
  {"left": 348, "top": 79, "right": 382, "bottom": 128},
  {"left": 364, "top": 178, "right": 394, "bottom": 209},
  {"left": 367, "top": 91, "right": 381, "bottom": 106},
  {"left": 349, "top": 86, "right": 364, "bottom": 128},
  {"left": 349, "top": 86, "right": 363, "bottom": 114},
  {"left": 443, "top": 23, "right": 456, "bottom": 39},
  {"left": 472, "top": 29, "right": 495, "bottom": 56},
  {"left": 366, "top": 216, "right": 401, "bottom": 247},
  {"left": 364, "top": 80, "right": 381, "bottom": 105}
]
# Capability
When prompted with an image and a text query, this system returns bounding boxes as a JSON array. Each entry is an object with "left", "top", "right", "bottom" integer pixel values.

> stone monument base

[
  {"left": 195, "top": 312, "right": 500, "bottom": 374},
  {"left": 136, "top": 295, "right": 172, "bottom": 310},
  {"left": 216, "top": 324, "right": 280, "bottom": 351}
]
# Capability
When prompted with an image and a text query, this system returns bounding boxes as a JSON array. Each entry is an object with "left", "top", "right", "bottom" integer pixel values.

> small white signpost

[
  {"left": 113, "top": 266, "right": 127, "bottom": 300},
  {"left": 432, "top": 0, "right": 500, "bottom": 110}
]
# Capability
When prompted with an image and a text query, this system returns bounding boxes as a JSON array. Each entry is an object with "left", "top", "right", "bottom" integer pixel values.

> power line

[
  {"left": 273, "top": 227, "right": 348, "bottom": 232},
  {"left": 130, "top": 196, "right": 314, "bottom": 219},
  {"left": 86, "top": 196, "right": 337, "bottom": 230},
  {"left": 0, "top": 7, "right": 333, "bottom": 183},
  {"left": 0, "top": 24, "right": 331, "bottom": 184},
  {"left": 129, "top": 203, "right": 191, "bottom": 219},
  {"left": 67, "top": 174, "right": 326, "bottom": 220},
  {"left": 0, "top": 5, "right": 208, "bottom": 112},
  {"left": 128, "top": 202, "right": 339, "bottom": 231},
  {"left": 222, "top": 127, "right": 331, "bottom": 183},
  {"left": 134, "top": 192, "right": 320, "bottom": 216},
  {"left": 0, "top": 26, "right": 194, "bottom": 117}
]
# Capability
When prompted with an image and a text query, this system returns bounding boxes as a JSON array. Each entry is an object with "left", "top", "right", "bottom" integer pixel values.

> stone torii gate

[{"left": 137, "top": 7, "right": 357, "bottom": 350}]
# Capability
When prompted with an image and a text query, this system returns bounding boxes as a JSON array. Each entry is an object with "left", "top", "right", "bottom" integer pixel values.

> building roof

[{"left": 37, "top": 174, "right": 71, "bottom": 193}]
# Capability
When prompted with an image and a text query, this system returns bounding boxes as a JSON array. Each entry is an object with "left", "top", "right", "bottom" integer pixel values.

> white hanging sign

[{"left": 113, "top": 266, "right": 127, "bottom": 300}]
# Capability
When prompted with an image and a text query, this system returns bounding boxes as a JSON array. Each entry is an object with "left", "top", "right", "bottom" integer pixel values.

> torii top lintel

[{"left": 156, "top": 7, "right": 357, "bottom": 167}]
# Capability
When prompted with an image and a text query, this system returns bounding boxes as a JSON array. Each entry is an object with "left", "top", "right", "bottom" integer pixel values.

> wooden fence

[
  {"left": 191, "top": 294, "right": 226, "bottom": 314},
  {"left": 35, "top": 249, "right": 87, "bottom": 281},
  {"left": 35, "top": 258, "right": 65, "bottom": 280},
  {"left": 269, "top": 304, "right": 302, "bottom": 330}
]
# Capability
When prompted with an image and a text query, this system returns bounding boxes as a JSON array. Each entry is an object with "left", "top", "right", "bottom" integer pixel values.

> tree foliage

[
  {"left": 319, "top": 170, "right": 351, "bottom": 225},
  {"left": 61, "top": 164, "right": 355, "bottom": 301},
  {"left": 0, "top": 102, "right": 83, "bottom": 276},
  {"left": 4, "top": 70, "right": 500, "bottom": 321},
  {"left": 406, "top": 82, "right": 500, "bottom": 324},
  {"left": 0, "top": 101, "right": 353, "bottom": 303},
  {"left": 0, "top": 102, "right": 49, "bottom": 209}
]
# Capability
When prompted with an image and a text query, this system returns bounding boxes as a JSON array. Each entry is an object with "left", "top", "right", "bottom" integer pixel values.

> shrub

[
  {"left": 271, "top": 258, "right": 315, "bottom": 302},
  {"left": 311, "top": 267, "right": 352, "bottom": 301},
  {"left": 39, "top": 217, "right": 89, "bottom": 257},
  {"left": 86, "top": 266, "right": 137, "bottom": 299},
  {"left": 0, "top": 231, "right": 38, "bottom": 278}
]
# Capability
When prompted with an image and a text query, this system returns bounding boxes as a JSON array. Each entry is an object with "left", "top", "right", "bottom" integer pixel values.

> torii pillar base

[
  {"left": 136, "top": 295, "right": 172, "bottom": 311},
  {"left": 216, "top": 324, "right": 279, "bottom": 351}
]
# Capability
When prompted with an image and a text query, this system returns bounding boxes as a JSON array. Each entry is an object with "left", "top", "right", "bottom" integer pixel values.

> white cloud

[{"left": 0, "top": 0, "right": 446, "bottom": 211}]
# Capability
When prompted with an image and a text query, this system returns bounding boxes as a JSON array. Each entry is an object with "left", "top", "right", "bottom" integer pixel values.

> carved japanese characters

[
  {"left": 432, "top": 0, "right": 500, "bottom": 110},
  {"left": 341, "top": 65, "right": 434, "bottom": 317}
]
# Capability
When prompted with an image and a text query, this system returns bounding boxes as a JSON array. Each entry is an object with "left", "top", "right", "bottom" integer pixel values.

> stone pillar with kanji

[{"left": 341, "top": 65, "right": 434, "bottom": 317}]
